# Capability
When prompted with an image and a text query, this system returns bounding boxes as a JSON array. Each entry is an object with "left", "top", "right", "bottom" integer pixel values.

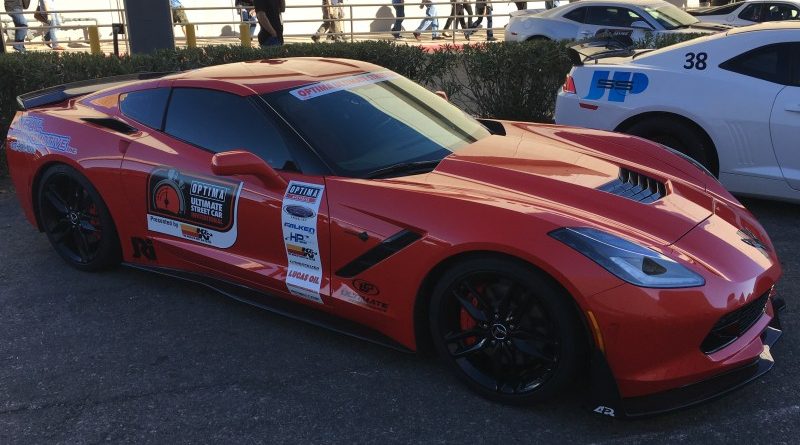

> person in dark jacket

[
  {"left": 254, "top": 0, "right": 284, "bottom": 46},
  {"left": 4, "top": 0, "right": 30, "bottom": 52}
]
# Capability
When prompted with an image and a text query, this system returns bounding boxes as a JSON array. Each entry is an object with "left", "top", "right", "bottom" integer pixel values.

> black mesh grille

[
  {"left": 701, "top": 291, "right": 770, "bottom": 354},
  {"left": 598, "top": 168, "right": 667, "bottom": 203}
]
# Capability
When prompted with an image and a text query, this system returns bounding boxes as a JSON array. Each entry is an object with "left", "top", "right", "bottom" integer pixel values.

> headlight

[{"left": 550, "top": 227, "right": 704, "bottom": 288}]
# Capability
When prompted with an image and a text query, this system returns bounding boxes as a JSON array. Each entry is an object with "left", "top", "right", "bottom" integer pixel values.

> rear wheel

[
  {"left": 37, "top": 165, "right": 121, "bottom": 271},
  {"left": 429, "top": 257, "right": 585, "bottom": 404},
  {"left": 624, "top": 117, "right": 717, "bottom": 175}
]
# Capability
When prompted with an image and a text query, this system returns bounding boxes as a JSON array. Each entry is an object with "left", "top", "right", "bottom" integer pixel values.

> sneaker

[
  {"left": 311, "top": 34, "right": 320, "bottom": 43},
  {"left": 432, "top": 36, "right": 444, "bottom": 40},
  {"left": 51, "top": 45, "right": 66, "bottom": 50},
  {"left": 393, "top": 34, "right": 405, "bottom": 39},
  {"left": 442, "top": 32, "right": 451, "bottom": 37},
  {"left": 413, "top": 32, "right": 421, "bottom": 41},
  {"left": 486, "top": 36, "right": 497, "bottom": 41}
]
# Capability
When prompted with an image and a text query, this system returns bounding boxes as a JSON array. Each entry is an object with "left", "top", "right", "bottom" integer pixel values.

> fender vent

[
  {"left": 81, "top": 118, "right": 138, "bottom": 135},
  {"left": 598, "top": 168, "right": 666, "bottom": 203}
]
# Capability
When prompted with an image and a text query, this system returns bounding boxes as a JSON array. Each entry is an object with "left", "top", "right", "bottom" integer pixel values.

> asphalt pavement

[{"left": 1, "top": 177, "right": 798, "bottom": 444}]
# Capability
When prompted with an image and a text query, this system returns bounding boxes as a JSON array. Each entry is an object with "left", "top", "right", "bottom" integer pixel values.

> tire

[
  {"left": 624, "top": 117, "right": 717, "bottom": 175},
  {"left": 526, "top": 36, "right": 550, "bottom": 41},
  {"left": 429, "top": 257, "right": 585, "bottom": 404},
  {"left": 37, "top": 164, "right": 122, "bottom": 271}
]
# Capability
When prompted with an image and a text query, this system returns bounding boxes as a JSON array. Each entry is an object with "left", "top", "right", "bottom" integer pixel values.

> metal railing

[
  {"left": 0, "top": 1, "right": 536, "bottom": 54},
  {"left": 0, "top": 7, "right": 127, "bottom": 54}
]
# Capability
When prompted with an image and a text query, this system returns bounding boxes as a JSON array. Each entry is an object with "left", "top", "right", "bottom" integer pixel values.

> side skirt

[{"left": 123, "top": 263, "right": 414, "bottom": 354}]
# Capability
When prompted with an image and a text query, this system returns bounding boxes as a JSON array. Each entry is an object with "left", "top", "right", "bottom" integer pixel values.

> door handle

[{"left": 785, "top": 104, "right": 800, "bottom": 113}]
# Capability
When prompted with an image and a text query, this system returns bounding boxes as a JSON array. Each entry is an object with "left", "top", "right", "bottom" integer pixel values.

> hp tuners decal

[
  {"left": 584, "top": 71, "right": 649, "bottom": 102},
  {"left": 145, "top": 167, "right": 242, "bottom": 249},
  {"left": 282, "top": 181, "right": 325, "bottom": 304},
  {"left": 7, "top": 116, "right": 77, "bottom": 155}
]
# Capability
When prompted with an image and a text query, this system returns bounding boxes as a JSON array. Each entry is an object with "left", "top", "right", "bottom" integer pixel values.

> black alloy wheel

[
  {"left": 37, "top": 165, "right": 121, "bottom": 271},
  {"left": 430, "top": 257, "right": 584, "bottom": 404}
]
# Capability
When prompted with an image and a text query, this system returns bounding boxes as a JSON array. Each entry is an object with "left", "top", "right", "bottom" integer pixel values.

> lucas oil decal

[
  {"left": 584, "top": 71, "right": 649, "bottom": 102},
  {"left": 146, "top": 167, "right": 242, "bottom": 248},
  {"left": 7, "top": 116, "right": 77, "bottom": 155},
  {"left": 282, "top": 181, "right": 325, "bottom": 304}
]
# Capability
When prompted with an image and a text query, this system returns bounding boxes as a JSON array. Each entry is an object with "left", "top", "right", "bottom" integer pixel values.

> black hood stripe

[{"left": 336, "top": 229, "right": 421, "bottom": 278}]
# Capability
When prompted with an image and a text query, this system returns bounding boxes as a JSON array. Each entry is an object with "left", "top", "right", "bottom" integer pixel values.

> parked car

[
  {"left": 505, "top": 0, "right": 731, "bottom": 42},
  {"left": 6, "top": 58, "right": 785, "bottom": 417},
  {"left": 555, "top": 22, "right": 800, "bottom": 202},
  {"left": 689, "top": 0, "right": 800, "bottom": 26}
]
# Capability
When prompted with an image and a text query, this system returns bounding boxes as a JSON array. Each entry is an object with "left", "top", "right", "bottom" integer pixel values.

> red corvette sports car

[{"left": 5, "top": 58, "right": 785, "bottom": 418}]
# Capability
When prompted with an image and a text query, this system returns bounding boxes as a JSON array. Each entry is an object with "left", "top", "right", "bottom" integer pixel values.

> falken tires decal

[
  {"left": 282, "top": 181, "right": 325, "bottom": 304},
  {"left": 146, "top": 167, "right": 242, "bottom": 249}
]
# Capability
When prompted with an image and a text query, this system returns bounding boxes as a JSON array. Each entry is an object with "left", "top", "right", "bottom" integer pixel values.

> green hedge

[{"left": 0, "top": 36, "right": 703, "bottom": 176}]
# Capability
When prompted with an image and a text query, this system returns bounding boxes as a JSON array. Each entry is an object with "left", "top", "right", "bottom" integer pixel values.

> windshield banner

[{"left": 289, "top": 71, "right": 398, "bottom": 101}]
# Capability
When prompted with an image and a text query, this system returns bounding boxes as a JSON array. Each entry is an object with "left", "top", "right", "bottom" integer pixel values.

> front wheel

[
  {"left": 429, "top": 257, "right": 585, "bottom": 404},
  {"left": 37, "top": 164, "right": 121, "bottom": 271},
  {"left": 625, "top": 117, "right": 717, "bottom": 176}
]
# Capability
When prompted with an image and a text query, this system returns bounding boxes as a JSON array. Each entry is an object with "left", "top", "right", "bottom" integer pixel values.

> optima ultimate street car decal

[
  {"left": 289, "top": 71, "right": 398, "bottom": 101},
  {"left": 146, "top": 167, "right": 242, "bottom": 248},
  {"left": 8, "top": 116, "right": 77, "bottom": 155},
  {"left": 282, "top": 181, "right": 325, "bottom": 304}
]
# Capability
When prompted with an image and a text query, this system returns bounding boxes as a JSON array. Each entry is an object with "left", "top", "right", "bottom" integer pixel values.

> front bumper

[{"left": 587, "top": 297, "right": 785, "bottom": 418}]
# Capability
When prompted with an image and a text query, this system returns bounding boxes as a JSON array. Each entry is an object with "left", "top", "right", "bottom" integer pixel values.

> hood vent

[{"left": 598, "top": 168, "right": 666, "bottom": 203}]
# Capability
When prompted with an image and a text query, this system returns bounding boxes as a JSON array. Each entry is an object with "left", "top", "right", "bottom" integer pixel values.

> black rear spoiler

[
  {"left": 16, "top": 72, "right": 175, "bottom": 111},
  {"left": 567, "top": 35, "right": 636, "bottom": 66}
]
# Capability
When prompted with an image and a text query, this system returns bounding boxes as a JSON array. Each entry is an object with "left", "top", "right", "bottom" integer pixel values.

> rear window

[{"left": 119, "top": 88, "right": 170, "bottom": 130}]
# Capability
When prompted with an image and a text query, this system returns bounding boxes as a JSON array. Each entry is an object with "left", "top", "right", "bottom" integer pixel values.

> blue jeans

[
  {"left": 472, "top": 3, "right": 493, "bottom": 38},
  {"left": 240, "top": 9, "right": 256, "bottom": 37},
  {"left": 391, "top": 0, "right": 404, "bottom": 37},
  {"left": 416, "top": 5, "right": 439, "bottom": 37},
  {"left": 7, "top": 8, "right": 28, "bottom": 51}
]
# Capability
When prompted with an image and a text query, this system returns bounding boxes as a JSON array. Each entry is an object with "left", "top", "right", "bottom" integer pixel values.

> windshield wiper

[{"left": 364, "top": 160, "right": 442, "bottom": 179}]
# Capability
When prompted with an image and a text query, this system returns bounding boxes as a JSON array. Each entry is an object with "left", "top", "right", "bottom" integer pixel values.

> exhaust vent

[{"left": 599, "top": 168, "right": 666, "bottom": 203}]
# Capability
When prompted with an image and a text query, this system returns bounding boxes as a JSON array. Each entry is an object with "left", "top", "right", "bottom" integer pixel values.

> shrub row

[{"left": 0, "top": 35, "right": 703, "bottom": 176}]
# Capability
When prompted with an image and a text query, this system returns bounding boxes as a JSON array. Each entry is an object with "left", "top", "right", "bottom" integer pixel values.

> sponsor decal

[
  {"left": 352, "top": 279, "right": 379, "bottom": 296},
  {"left": 7, "top": 116, "right": 77, "bottom": 155},
  {"left": 335, "top": 284, "right": 389, "bottom": 313},
  {"left": 584, "top": 71, "right": 648, "bottom": 102},
  {"left": 283, "top": 204, "right": 315, "bottom": 220},
  {"left": 146, "top": 167, "right": 242, "bottom": 248},
  {"left": 593, "top": 406, "right": 616, "bottom": 417},
  {"left": 594, "top": 29, "right": 633, "bottom": 38},
  {"left": 282, "top": 180, "right": 325, "bottom": 304},
  {"left": 289, "top": 71, "right": 399, "bottom": 101},
  {"left": 131, "top": 237, "right": 157, "bottom": 260}
]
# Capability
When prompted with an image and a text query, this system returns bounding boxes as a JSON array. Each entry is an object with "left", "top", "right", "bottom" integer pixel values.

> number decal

[{"left": 684, "top": 52, "right": 708, "bottom": 70}]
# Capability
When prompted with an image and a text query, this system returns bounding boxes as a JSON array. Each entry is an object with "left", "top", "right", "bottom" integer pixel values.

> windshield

[
  {"left": 262, "top": 71, "right": 491, "bottom": 178},
  {"left": 644, "top": 4, "right": 699, "bottom": 29}
]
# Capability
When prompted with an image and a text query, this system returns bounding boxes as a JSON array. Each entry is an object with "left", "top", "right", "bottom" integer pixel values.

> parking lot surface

[{"left": 1, "top": 178, "right": 797, "bottom": 444}]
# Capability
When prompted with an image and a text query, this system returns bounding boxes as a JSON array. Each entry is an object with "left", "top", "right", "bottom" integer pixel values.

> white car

[
  {"left": 505, "top": 0, "right": 731, "bottom": 42},
  {"left": 689, "top": 0, "right": 800, "bottom": 26},
  {"left": 554, "top": 22, "right": 800, "bottom": 202}
]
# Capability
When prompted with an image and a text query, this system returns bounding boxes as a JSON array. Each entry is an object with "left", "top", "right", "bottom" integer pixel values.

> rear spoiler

[
  {"left": 16, "top": 72, "right": 175, "bottom": 111},
  {"left": 567, "top": 35, "right": 636, "bottom": 66}
]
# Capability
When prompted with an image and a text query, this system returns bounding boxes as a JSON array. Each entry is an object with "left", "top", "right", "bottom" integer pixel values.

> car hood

[
  {"left": 683, "top": 21, "right": 732, "bottom": 32},
  {"left": 416, "top": 126, "right": 717, "bottom": 246}
]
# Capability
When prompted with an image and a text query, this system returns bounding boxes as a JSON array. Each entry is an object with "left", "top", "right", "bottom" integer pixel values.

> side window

[
  {"left": 766, "top": 4, "right": 799, "bottom": 20},
  {"left": 720, "top": 43, "right": 793, "bottom": 85},
  {"left": 119, "top": 88, "right": 170, "bottom": 130},
  {"left": 738, "top": 4, "right": 765, "bottom": 21},
  {"left": 586, "top": 7, "right": 641, "bottom": 27},
  {"left": 563, "top": 7, "right": 587, "bottom": 23},
  {"left": 710, "top": 4, "right": 743, "bottom": 15},
  {"left": 164, "top": 88, "right": 295, "bottom": 170}
]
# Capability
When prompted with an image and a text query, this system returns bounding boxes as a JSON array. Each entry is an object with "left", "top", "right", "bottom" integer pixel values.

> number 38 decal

[{"left": 684, "top": 52, "right": 708, "bottom": 70}]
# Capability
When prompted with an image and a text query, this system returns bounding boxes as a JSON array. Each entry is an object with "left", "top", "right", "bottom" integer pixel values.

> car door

[
  {"left": 117, "top": 85, "right": 333, "bottom": 306},
  {"left": 577, "top": 6, "right": 650, "bottom": 41},
  {"left": 770, "top": 43, "right": 800, "bottom": 190}
]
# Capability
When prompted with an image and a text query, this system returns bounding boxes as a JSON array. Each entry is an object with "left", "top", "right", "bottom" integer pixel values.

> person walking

[
  {"left": 312, "top": 0, "right": 333, "bottom": 42},
  {"left": 514, "top": 2, "right": 526, "bottom": 10},
  {"left": 330, "top": 0, "right": 345, "bottom": 41},
  {"left": 35, "top": 0, "right": 63, "bottom": 50},
  {"left": 470, "top": 0, "right": 494, "bottom": 41},
  {"left": 170, "top": 0, "right": 188, "bottom": 36},
  {"left": 391, "top": 0, "right": 404, "bottom": 39},
  {"left": 4, "top": 0, "right": 30, "bottom": 52},
  {"left": 442, "top": 0, "right": 469, "bottom": 39},
  {"left": 413, "top": 0, "right": 441, "bottom": 40},
  {"left": 236, "top": 0, "right": 257, "bottom": 38},
  {"left": 254, "top": 0, "right": 283, "bottom": 46}
]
